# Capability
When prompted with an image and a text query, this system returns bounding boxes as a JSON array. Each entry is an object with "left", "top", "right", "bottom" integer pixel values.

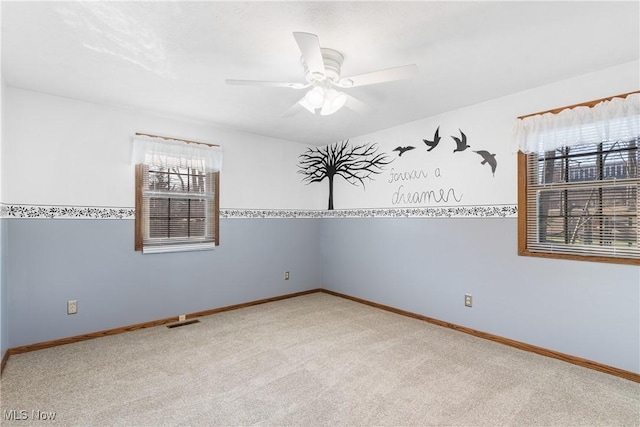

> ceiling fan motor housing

[{"left": 302, "top": 48, "right": 344, "bottom": 83}]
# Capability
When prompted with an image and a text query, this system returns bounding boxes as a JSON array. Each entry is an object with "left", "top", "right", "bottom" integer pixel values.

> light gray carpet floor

[{"left": 1, "top": 292, "right": 638, "bottom": 426}]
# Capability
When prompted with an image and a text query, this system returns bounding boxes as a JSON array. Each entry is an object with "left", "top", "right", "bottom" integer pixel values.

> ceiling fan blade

[
  {"left": 344, "top": 94, "right": 372, "bottom": 114},
  {"left": 336, "top": 64, "right": 418, "bottom": 88},
  {"left": 281, "top": 96, "right": 315, "bottom": 118},
  {"left": 225, "top": 79, "right": 307, "bottom": 89},
  {"left": 281, "top": 102, "right": 304, "bottom": 118},
  {"left": 293, "top": 32, "right": 325, "bottom": 76}
]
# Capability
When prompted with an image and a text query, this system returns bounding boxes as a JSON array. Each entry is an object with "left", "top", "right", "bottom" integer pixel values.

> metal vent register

[{"left": 166, "top": 319, "right": 200, "bottom": 329}]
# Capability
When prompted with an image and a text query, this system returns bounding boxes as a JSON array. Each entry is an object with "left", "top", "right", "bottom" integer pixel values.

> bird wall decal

[
  {"left": 474, "top": 150, "right": 497, "bottom": 176},
  {"left": 452, "top": 129, "right": 470, "bottom": 153},
  {"left": 393, "top": 146, "right": 416, "bottom": 157},
  {"left": 422, "top": 126, "right": 441, "bottom": 152}
]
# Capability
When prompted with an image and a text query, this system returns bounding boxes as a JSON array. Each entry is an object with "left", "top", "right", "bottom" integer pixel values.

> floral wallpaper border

[
  {"left": 0, "top": 204, "right": 136, "bottom": 219},
  {"left": 320, "top": 205, "right": 518, "bottom": 218},
  {"left": 1, "top": 204, "right": 517, "bottom": 219}
]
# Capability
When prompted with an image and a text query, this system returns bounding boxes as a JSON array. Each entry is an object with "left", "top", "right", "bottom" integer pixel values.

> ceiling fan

[{"left": 225, "top": 32, "right": 418, "bottom": 116}]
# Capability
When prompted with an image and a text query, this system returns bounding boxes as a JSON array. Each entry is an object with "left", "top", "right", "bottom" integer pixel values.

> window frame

[
  {"left": 135, "top": 163, "right": 220, "bottom": 252},
  {"left": 517, "top": 149, "right": 639, "bottom": 266}
]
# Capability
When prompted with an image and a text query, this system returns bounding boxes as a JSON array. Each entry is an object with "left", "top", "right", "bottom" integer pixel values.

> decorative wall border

[
  {"left": 319, "top": 205, "right": 517, "bottom": 218},
  {"left": 1, "top": 204, "right": 517, "bottom": 219},
  {"left": 0, "top": 204, "right": 135, "bottom": 219},
  {"left": 219, "top": 209, "right": 324, "bottom": 219}
]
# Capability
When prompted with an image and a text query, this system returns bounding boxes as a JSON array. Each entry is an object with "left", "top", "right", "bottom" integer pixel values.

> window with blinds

[
  {"left": 517, "top": 92, "right": 639, "bottom": 264},
  {"left": 136, "top": 164, "right": 219, "bottom": 253},
  {"left": 132, "top": 134, "right": 222, "bottom": 254},
  {"left": 521, "top": 139, "right": 639, "bottom": 262}
]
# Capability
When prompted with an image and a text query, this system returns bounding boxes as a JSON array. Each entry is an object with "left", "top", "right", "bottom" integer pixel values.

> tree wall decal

[{"left": 298, "top": 140, "right": 392, "bottom": 210}]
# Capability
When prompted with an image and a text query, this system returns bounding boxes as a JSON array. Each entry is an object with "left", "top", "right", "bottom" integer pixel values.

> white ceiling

[{"left": 2, "top": 1, "right": 639, "bottom": 145}]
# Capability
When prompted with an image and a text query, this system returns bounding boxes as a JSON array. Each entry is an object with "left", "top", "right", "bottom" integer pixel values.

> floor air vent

[{"left": 167, "top": 319, "right": 200, "bottom": 329}]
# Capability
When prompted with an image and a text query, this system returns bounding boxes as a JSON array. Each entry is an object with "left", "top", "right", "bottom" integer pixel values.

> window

[
  {"left": 132, "top": 134, "right": 222, "bottom": 253},
  {"left": 516, "top": 92, "right": 639, "bottom": 264}
]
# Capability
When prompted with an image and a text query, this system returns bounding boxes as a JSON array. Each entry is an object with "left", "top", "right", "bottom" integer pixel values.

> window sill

[
  {"left": 518, "top": 248, "right": 640, "bottom": 266},
  {"left": 142, "top": 242, "right": 216, "bottom": 254}
]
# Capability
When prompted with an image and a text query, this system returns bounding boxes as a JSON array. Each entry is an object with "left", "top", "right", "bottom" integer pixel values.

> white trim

[{"left": 142, "top": 242, "right": 216, "bottom": 254}]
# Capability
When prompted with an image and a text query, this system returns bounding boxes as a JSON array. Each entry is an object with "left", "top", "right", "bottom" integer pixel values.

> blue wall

[
  {"left": 320, "top": 217, "right": 640, "bottom": 373},
  {"left": 6, "top": 218, "right": 321, "bottom": 347},
  {"left": 0, "top": 219, "right": 7, "bottom": 360}
]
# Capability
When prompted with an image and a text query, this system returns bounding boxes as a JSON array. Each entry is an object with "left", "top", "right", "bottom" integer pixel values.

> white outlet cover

[{"left": 67, "top": 300, "right": 78, "bottom": 314}]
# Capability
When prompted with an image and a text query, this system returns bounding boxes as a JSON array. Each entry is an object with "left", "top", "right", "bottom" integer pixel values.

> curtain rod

[
  {"left": 135, "top": 132, "right": 220, "bottom": 147},
  {"left": 517, "top": 90, "right": 639, "bottom": 120}
]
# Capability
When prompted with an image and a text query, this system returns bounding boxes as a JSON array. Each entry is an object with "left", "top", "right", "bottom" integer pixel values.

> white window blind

[{"left": 525, "top": 139, "right": 639, "bottom": 260}]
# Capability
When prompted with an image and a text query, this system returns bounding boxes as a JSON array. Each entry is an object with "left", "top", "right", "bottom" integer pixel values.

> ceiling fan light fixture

[
  {"left": 305, "top": 86, "right": 325, "bottom": 109},
  {"left": 320, "top": 89, "right": 347, "bottom": 116},
  {"left": 298, "top": 96, "right": 317, "bottom": 113}
]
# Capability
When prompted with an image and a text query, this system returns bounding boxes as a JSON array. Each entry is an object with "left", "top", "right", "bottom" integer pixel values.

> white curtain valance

[
  {"left": 131, "top": 135, "right": 223, "bottom": 172},
  {"left": 513, "top": 93, "right": 640, "bottom": 153}
]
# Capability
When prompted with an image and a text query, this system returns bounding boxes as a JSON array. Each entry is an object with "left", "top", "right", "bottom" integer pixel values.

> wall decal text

[{"left": 386, "top": 167, "right": 463, "bottom": 206}]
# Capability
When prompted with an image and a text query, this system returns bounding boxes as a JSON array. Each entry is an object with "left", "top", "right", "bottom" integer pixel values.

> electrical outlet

[
  {"left": 284, "top": 271, "right": 290, "bottom": 280},
  {"left": 67, "top": 300, "right": 78, "bottom": 315},
  {"left": 464, "top": 294, "right": 473, "bottom": 308},
  {"left": 179, "top": 314, "right": 186, "bottom": 322}
]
